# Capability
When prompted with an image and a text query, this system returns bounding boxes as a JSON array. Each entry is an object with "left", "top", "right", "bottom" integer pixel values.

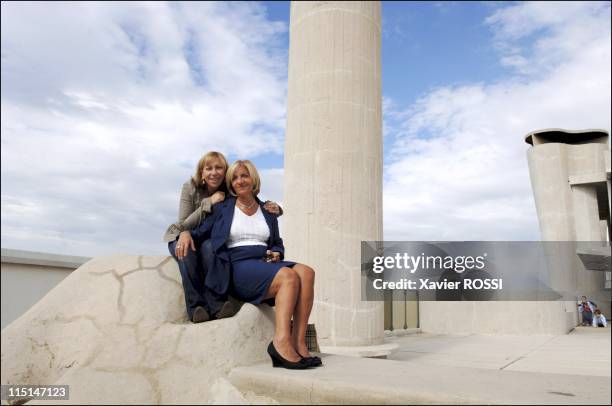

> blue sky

[
  {"left": 381, "top": 2, "right": 505, "bottom": 100},
  {"left": 1, "top": 1, "right": 610, "bottom": 257},
  {"left": 245, "top": 1, "right": 512, "bottom": 170}
]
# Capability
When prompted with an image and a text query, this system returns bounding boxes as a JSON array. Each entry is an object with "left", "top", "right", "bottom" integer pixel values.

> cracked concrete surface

[{"left": 1, "top": 255, "right": 278, "bottom": 404}]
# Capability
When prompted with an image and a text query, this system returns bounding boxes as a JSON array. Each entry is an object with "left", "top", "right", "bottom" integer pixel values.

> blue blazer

[{"left": 190, "top": 196, "right": 285, "bottom": 295}]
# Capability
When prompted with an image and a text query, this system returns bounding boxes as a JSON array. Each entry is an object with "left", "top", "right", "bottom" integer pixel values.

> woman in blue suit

[{"left": 179, "top": 160, "right": 321, "bottom": 369}]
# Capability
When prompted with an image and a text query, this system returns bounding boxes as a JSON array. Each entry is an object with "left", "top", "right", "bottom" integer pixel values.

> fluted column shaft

[{"left": 283, "top": 1, "right": 383, "bottom": 346}]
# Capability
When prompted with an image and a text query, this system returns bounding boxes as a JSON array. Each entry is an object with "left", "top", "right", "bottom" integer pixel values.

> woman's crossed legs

[{"left": 264, "top": 264, "right": 315, "bottom": 362}]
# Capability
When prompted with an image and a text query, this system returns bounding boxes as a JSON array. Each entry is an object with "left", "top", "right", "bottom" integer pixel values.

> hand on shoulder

[{"left": 211, "top": 191, "right": 226, "bottom": 205}]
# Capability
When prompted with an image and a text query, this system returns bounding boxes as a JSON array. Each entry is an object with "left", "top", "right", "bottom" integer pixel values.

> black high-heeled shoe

[
  {"left": 298, "top": 352, "right": 323, "bottom": 367},
  {"left": 267, "top": 342, "right": 309, "bottom": 369}
]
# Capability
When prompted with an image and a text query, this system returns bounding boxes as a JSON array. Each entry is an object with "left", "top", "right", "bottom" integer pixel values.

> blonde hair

[
  {"left": 192, "top": 151, "right": 228, "bottom": 188},
  {"left": 226, "top": 160, "right": 260, "bottom": 196}
]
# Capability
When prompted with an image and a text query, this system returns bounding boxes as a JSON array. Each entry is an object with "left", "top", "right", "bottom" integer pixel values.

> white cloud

[
  {"left": 1, "top": 2, "right": 288, "bottom": 256},
  {"left": 3, "top": 1, "right": 610, "bottom": 257},
  {"left": 383, "top": 1, "right": 611, "bottom": 241}
]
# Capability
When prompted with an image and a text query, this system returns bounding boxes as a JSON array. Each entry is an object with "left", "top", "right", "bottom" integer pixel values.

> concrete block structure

[
  {"left": 419, "top": 129, "right": 610, "bottom": 335},
  {"left": 525, "top": 129, "right": 611, "bottom": 318},
  {"left": 525, "top": 129, "right": 610, "bottom": 242},
  {"left": 283, "top": 2, "right": 386, "bottom": 352},
  {"left": 1, "top": 255, "right": 279, "bottom": 404},
  {"left": 1, "top": 249, "right": 89, "bottom": 329}
]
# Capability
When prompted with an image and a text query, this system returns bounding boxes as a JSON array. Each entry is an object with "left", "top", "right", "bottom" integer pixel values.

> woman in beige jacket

[{"left": 164, "top": 151, "right": 281, "bottom": 323}]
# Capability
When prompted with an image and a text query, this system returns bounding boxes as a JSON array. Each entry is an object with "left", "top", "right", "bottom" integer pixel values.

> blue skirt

[{"left": 229, "top": 245, "right": 296, "bottom": 304}]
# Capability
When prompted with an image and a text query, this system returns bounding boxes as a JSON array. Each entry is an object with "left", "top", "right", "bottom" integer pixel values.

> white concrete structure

[
  {"left": 526, "top": 129, "right": 610, "bottom": 318},
  {"left": 525, "top": 129, "right": 609, "bottom": 242},
  {"left": 419, "top": 129, "right": 610, "bottom": 335},
  {"left": 230, "top": 327, "right": 611, "bottom": 405},
  {"left": 283, "top": 1, "right": 385, "bottom": 353},
  {"left": 1, "top": 249, "right": 89, "bottom": 329},
  {"left": 1, "top": 254, "right": 278, "bottom": 404}
]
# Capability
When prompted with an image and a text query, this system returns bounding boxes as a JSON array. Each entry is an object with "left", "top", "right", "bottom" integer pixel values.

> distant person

[
  {"left": 180, "top": 160, "right": 322, "bottom": 369},
  {"left": 164, "top": 152, "right": 282, "bottom": 323},
  {"left": 592, "top": 309, "right": 607, "bottom": 328},
  {"left": 577, "top": 296, "right": 597, "bottom": 326}
]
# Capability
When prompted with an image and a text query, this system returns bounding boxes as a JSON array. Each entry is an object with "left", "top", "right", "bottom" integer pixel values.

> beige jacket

[{"left": 163, "top": 179, "right": 213, "bottom": 242}]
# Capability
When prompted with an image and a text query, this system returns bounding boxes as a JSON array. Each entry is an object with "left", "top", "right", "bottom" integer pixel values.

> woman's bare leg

[
  {"left": 265, "top": 267, "right": 301, "bottom": 362},
  {"left": 290, "top": 264, "right": 315, "bottom": 357}
]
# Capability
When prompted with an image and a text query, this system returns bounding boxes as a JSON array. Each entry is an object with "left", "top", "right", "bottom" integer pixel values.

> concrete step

[{"left": 229, "top": 354, "right": 611, "bottom": 405}]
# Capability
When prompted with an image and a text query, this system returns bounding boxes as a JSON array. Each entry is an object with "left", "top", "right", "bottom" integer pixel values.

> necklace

[{"left": 237, "top": 199, "right": 257, "bottom": 211}]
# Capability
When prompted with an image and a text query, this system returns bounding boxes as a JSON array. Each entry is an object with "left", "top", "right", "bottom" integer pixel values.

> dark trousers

[{"left": 168, "top": 239, "right": 227, "bottom": 320}]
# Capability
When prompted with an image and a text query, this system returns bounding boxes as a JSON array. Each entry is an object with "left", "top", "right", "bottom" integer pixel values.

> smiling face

[
  {"left": 202, "top": 157, "right": 226, "bottom": 192},
  {"left": 226, "top": 159, "right": 261, "bottom": 197},
  {"left": 231, "top": 164, "right": 254, "bottom": 198}
]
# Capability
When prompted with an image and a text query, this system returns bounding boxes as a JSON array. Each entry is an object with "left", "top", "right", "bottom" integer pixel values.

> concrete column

[
  {"left": 284, "top": 1, "right": 387, "bottom": 352},
  {"left": 526, "top": 143, "right": 575, "bottom": 241}
]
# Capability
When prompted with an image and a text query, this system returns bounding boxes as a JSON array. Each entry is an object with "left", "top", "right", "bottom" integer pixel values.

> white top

[
  {"left": 227, "top": 206, "right": 270, "bottom": 249},
  {"left": 593, "top": 314, "right": 608, "bottom": 327}
]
